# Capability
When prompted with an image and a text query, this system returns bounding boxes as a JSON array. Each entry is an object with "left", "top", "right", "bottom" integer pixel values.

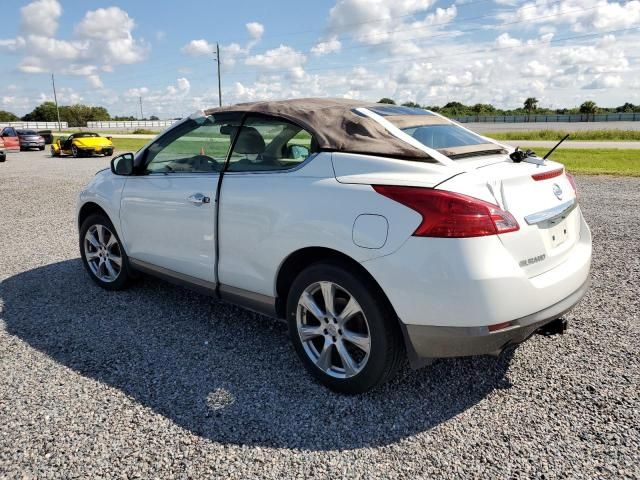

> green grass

[
  {"left": 485, "top": 129, "right": 640, "bottom": 141},
  {"left": 112, "top": 137, "right": 148, "bottom": 152},
  {"left": 533, "top": 148, "right": 640, "bottom": 176}
]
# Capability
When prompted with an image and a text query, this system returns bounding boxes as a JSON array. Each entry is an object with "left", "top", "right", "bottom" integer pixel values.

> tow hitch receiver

[{"left": 537, "top": 318, "right": 569, "bottom": 336}]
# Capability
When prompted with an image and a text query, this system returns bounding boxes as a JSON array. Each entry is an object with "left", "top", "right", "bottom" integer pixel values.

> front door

[{"left": 119, "top": 114, "right": 241, "bottom": 283}]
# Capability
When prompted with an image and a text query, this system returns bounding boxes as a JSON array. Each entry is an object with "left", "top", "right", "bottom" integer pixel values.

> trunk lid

[{"left": 438, "top": 157, "right": 580, "bottom": 277}]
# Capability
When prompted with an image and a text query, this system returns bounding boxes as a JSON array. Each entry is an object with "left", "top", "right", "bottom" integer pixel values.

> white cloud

[
  {"left": 182, "top": 39, "right": 215, "bottom": 56},
  {"left": 246, "top": 22, "right": 264, "bottom": 40},
  {"left": 325, "top": 0, "right": 456, "bottom": 54},
  {"left": 583, "top": 75, "right": 623, "bottom": 89},
  {"left": 87, "top": 75, "right": 104, "bottom": 89},
  {"left": 245, "top": 45, "right": 306, "bottom": 71},
  {"left": 20, "top": 0, "right": 62, "bottom": 37},
  {"left": 495, "top": 33, "right": 521, "bottom": 48},
  {"left": 311, "top": 37, "right": 342, "bottom": 56}
]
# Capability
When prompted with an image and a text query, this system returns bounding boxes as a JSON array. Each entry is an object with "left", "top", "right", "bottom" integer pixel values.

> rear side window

[
  {"left": 227, "top": 115, "right": 315, "bottom": 172},
  {"left": 401, "top": 125, "right": 485, "bottom": 150}
]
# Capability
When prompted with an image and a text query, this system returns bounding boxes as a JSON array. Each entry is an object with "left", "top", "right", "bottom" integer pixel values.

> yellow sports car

[{"left": 51, "top": 132, "right": 114, "bottom": 157}]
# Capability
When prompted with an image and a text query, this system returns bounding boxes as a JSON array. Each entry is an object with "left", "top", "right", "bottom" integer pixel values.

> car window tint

[
  {"left": 227, "top": 116, "right": 314, "bottom": 172},
  {"left": 145, "top": 116, "right": 240, "bottom": 174}
]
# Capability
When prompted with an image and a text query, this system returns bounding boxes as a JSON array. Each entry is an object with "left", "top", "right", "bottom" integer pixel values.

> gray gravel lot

[{"left": 1, "top": 150, "right": 639, "bottom": 479}]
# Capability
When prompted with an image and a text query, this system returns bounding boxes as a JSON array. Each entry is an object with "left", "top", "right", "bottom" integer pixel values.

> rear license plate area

[{"left": 549, "top": 220, "right": 569, "bottom": 248}]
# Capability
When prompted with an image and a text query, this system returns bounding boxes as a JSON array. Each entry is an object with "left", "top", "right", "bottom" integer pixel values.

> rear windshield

[
  {"left": 18, "top": 130, "right": 38, "bottom": 135},
  {"left": 401, "top": 124, "right": 486, "bottom": 150}
]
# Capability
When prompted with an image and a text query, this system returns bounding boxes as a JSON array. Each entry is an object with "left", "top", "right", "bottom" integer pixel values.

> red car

[{"left": 0, "top": 127, "right": 20, "bottom": 151}]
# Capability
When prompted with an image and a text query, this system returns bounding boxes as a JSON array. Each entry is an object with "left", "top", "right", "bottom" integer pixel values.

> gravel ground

[{"left": 1, "top": 150, "right": 638, "bottom": 479}]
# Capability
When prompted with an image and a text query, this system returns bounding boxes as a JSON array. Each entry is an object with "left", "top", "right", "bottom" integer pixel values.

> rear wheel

[
  {"left": 287, "top": 262, "right": 404, "bottom": 393},
  {"left": 79, "top": 214, "right": 132, "bottom": 290}
]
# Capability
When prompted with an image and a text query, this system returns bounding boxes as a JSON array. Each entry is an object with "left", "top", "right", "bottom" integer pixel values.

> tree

[
  {"left": 378, "top": 97, "right": 396, "bottom": 104},
  {"left": 616, "top": 102, "right": 635, "bottom": 113},
  {"left": 0, "top": 110, "right": 19, "bottom": 122},
  {"left": 149, "top": 115, "right": 160, "bottom": 120},
  {"left": 579, "top": 101, "right": 598, "bottom": 121},
  {"left": 524, "top": 97, "right": 538, "bottom": 122},
  {"left": 401, "top": 101, "right": 421, "bottom": 108},
  {"left": 472, "top": 103, "right": 496, "bottom": 115},
  {"left": 22, "top": 102, "right": 60, "bottom": 122}
]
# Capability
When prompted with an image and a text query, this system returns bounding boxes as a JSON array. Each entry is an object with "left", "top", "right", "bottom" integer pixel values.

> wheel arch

[
  {"left": 274, "top": 247, "right": 396, "bottom": 321},
  {"left": 78, "top": 201, "right": 111, "bottom": 230}
]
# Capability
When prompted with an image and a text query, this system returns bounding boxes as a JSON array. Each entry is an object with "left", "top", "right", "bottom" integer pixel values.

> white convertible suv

[{"left": 77, "top": 98, "right": 591, "bottom": 393}]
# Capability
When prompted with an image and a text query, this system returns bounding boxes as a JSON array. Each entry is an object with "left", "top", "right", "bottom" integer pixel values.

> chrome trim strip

[{"left": 524, "top": 198, "right": 577, "bottom": 225}]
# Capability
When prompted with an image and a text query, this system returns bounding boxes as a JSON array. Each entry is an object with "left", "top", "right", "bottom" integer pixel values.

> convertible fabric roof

[{"left": 204, "top": 98, "right": 436, "bottom": 160}]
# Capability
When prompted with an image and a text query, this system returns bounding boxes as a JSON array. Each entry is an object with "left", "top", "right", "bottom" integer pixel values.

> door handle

[{"left": 188, "top": 193, "right": 211, "bottom": 205}]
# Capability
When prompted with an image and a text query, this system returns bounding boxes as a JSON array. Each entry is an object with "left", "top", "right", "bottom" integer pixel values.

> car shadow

[{"left": 1, "top": 259, "right": 515, "bottom": 451}]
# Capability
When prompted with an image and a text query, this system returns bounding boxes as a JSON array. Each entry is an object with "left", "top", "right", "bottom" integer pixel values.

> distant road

[
  {"left": 467, "top": 121, "right": 640, "bottom": 133},
  {"left": 500, "top": 140, "right": 640, "bottom": 150}
]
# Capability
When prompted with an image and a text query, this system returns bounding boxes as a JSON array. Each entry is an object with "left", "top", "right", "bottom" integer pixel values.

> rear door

[
  {"left": 1, "top": 128, "right": 19, "bottom": 150},
  {"left": 119, "top": 114, "right": 241, "bottom": 283}
]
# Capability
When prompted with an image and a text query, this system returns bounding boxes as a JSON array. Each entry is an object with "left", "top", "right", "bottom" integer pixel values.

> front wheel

[
  {"left": 72, "top": 145, "right": 79, "bottom": 157},
  {"left": 287, "top": 262, "right": 404, "bottom": 393},
  {"left": 79, "top": 214, "right": 132, "bottom": 290}
]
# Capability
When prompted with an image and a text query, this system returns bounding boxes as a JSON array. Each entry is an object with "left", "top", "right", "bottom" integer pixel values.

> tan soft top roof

[{"left": 204, "top": 98, "right": 433, "bottom": 160}]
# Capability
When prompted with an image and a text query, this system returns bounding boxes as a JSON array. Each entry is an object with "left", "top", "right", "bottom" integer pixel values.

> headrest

[{"left": 234, "top": 127, "right": 265, "bottom": 154}]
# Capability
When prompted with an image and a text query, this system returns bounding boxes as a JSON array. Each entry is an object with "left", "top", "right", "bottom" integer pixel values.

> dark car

[
  {"left": 38, "top": 130, "right": 54, "bottom": 144},
  {"left": 16, "top": 129, "right": 45, "bottom": 151}
]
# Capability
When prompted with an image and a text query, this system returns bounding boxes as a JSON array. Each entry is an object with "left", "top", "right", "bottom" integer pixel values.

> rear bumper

[
  {"left": 361, "top": 207, "right": 592, "bottom": 363},
  {"left": 401, "top": 276, "right": 589, "bottom": 361}
]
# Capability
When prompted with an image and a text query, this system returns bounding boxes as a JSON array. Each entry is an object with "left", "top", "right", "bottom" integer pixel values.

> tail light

[
  {"left": 373, "top": 185, "right": 519, "bottom": 238},
  {"left": 532, "top": 168, "right": 563, "bottom": 181},
  {"left": 565, "top": 172, "right": 578, "bottom": 197}
]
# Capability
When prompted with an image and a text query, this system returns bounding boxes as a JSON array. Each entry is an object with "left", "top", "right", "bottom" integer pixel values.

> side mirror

[
  {"left": 106, "top": 136, "right": 113, "bottom": 141},
  {"left": 111, "top": 152, "right": 134, "bottom": 175}
]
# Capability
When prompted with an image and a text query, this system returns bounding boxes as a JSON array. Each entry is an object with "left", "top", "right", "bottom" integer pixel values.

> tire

[
  {"left": 39, "top": 146, "right": 45, "bottom": 151},
  {"left": 79, "top": 213, "right": 132, "bottom": 291},
  {"left": 50, "top": 147, "right": 58, "bottom": 157},
  {"left": 287, "top": 261, "right": 404, "bottom": 394},
  {"left": 72, "top": 145, "right": 79, "bottom": 158},
  {"left": 0, "top": 154, "right": 5, "bottom": 163}
]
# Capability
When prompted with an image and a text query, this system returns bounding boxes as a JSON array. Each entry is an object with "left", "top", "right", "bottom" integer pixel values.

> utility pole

[
  {"left": 215, "top": 42, "right": 222, "bottom": 107},
  {"left": 51, "top": 73, "right": 62, "bottom": 131},
  {"left": 139, "top": 96, "right": 144, "bottom": 120}
]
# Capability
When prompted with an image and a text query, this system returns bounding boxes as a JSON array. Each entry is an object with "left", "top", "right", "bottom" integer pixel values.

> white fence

[
  {"left": 87, "top": 120, "right": 178, "bottom": 129},
  {"left": 0, "top": 121, "right": 68, "bottom": 129}
]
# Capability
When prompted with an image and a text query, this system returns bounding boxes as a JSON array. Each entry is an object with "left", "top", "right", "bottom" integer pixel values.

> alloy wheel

[
  {"left": 296, "top": 281, "right": 371, "bottom": 379},
  {"left": 84, "top": 224, "right": 122, "bottom": 283}
]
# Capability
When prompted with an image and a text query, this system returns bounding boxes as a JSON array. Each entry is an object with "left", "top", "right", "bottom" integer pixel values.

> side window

[
  {"left": 144, "top": 115, "right": 241, "bottom": 174},
  {"left": 227, "top": 115, "right": 315, "bottom": 172}
]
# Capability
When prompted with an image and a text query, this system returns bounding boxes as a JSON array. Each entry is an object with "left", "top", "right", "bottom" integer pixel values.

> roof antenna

[{"left": 543, "top": 134, "right": 570, "bottom": 160}]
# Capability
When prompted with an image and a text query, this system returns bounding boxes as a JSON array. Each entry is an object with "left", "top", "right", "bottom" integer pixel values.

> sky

[{"left": 0, "top": 0, "right": 639, "bottom": 118}]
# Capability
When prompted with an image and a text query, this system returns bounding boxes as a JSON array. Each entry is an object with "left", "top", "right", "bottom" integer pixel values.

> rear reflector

[
  {"left": 532, "top": 168, "right": 563, "bottom": 181},
  {"left": 373, "top": 185, "right": 519, "bottom": 238},
  {"left": 488, "top": 321, "right": 512, "bottom": 332}
]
